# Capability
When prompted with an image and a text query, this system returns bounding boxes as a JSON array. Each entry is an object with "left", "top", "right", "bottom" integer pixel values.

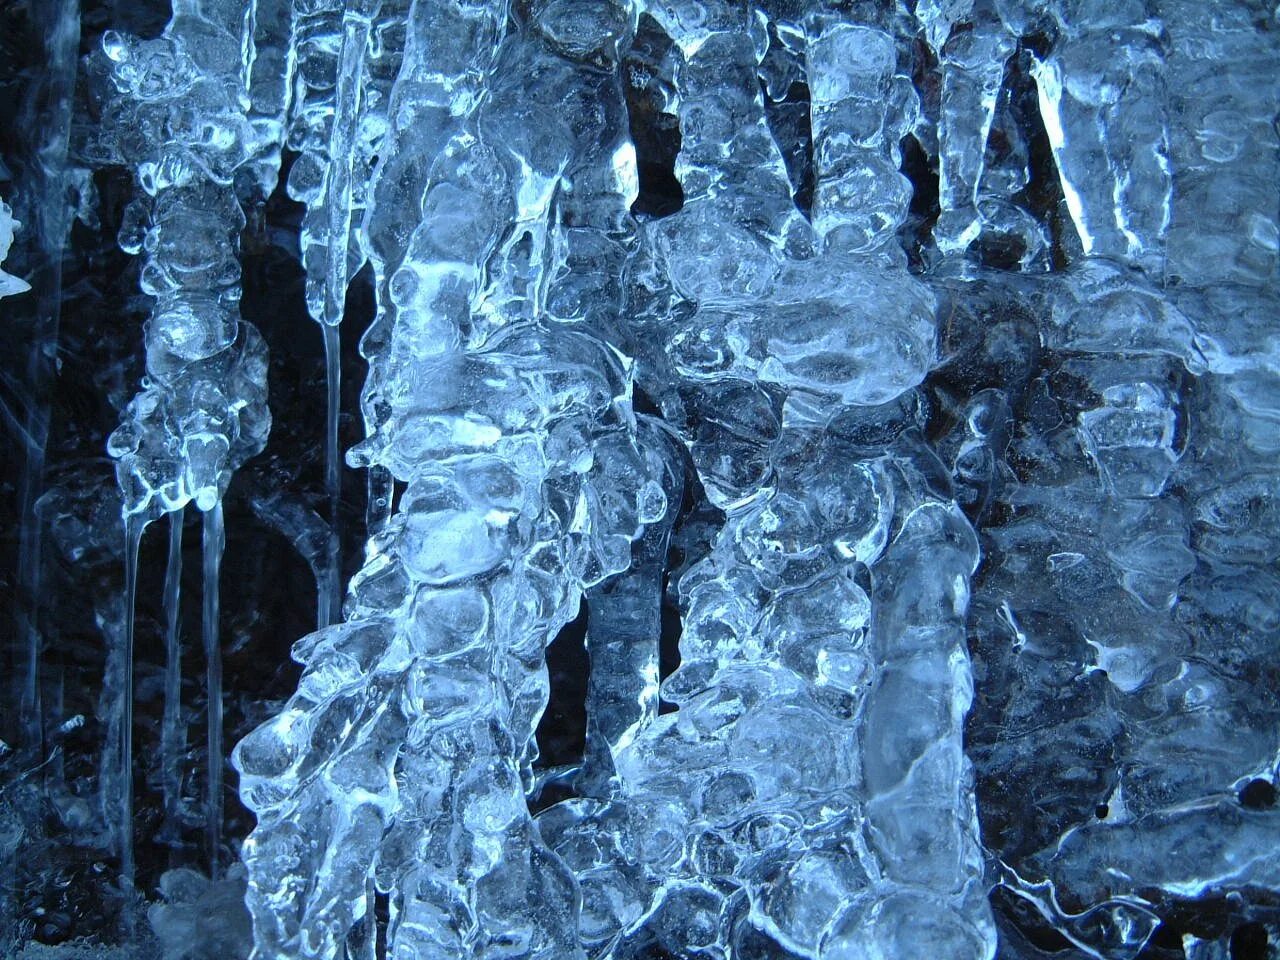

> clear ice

[{"left": 1, "top": 0, "right": 1279, "bottom": 958}]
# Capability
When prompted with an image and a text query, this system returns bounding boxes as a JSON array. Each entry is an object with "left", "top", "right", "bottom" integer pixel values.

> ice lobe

[{"left": 0, "top": 200, "right": 32, "bottom": 299}]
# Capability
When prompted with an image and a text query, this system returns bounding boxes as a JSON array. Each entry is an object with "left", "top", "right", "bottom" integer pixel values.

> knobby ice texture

[{"left": 0, "top": 1, "right": 1278, "bottom": 959}]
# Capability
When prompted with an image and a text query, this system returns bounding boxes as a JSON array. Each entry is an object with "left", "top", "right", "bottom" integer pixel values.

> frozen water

[
  {"left": 0, "top": 199, "right": 32, "bottom": 299},
  {"left": 2, "top": 0, "right": 1279, "bottom": 958}
]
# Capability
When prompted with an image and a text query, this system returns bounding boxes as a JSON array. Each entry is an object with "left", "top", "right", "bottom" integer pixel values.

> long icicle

[
  {"left": 161, "top": 508, "right": 185, "bottom": 830},
  {"left": 15, "top": 0, "right": 81, "bottom": 767},
  {"left": 202, "top": 501, "right": 226, "bottom": 878},
  {"left": 49, "top": 664, "right": 66, "bottom": 796},
  {"left": 90, "top": 0, "right": 279, "bottom": 903},
  {"left": 320, "top": 321, "right": 342, "bottom": 628},
  {"left": 316, "top": 4, "right": 374, "bottom": 628},
  {"left": 120, "top": 512, "right": 145, "bottom": 924}
]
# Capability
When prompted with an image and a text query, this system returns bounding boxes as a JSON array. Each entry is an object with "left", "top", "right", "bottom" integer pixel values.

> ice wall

[{"left": 1, "top": 0, "right": 1278, "bottom": 958}]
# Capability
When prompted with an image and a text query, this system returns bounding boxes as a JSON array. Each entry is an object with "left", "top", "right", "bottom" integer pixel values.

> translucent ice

[
  {"left": 0, "top": 200, "right": 32, "bottom": 298},
  {"left": 4, "top": 0, "right": 1280, "bottom": 958}
]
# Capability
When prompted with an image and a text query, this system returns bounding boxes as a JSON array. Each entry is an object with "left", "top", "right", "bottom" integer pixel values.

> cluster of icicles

[
  {"left": 80, "top": 1, "right": 993, "bottom": 956},
  {"left": 76, "top": 0, "right": 1275, "bottom": 957},
  {"left": 83, "top": 0, "right": 405, "bottom": 899}
]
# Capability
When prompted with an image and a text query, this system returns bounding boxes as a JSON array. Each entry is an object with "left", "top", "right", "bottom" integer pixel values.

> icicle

[
  {"left": 322, "top": 5, "right": 372, "bottom": 333},
  {"left": 119, "top": 512, "right": 145, "bottom": 914},
  {"left": 161, "top": 509, "right": 185, "bottom": 829},
  {"left": 48, "top": 663, "right": 66, "bottom": 802},
  {"left": 316, "top": 5, "right": 374, "bottom": 628},
  {"left": 321, "top": 321, "right": 342, "bottom": 629},
  {"left": 933, "top": 14, "right": 1015, "bottom": 254},
  {"left": 201, "top": 501, "right": 226, "bottom": 878},
  {"left": 14, "top": 0, "right": 81, "bottom": 765},
  {"left": 579, "top": 422, "right": 683, "bottom": 797}
]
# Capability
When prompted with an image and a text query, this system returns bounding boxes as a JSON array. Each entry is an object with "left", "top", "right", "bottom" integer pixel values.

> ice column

[
  {"left": 1161, "top": 0, "right": 1279, "bottom": 286},
  {"left": 930, "top": 6, "right": 1016, "bottom": 254},
  {"left": 537, "top": 2, "right": 994, "bottom": 956},
  {"left": 802, "top": 10, "right": 917, "bottom": 254},
  {"left": 10, "top": 0, "right": 78, "bottom": 787},
  {"left": 953, "top": 4, "right": 1278, "bottom": 943},
  {"left": 1029, "top": 0, "right": 1171, "bottom": 270},
  {"left": 579, "top": 420, "right": 683, "bottom": 796},
  {"left": 88, "top": 0, "right": 287, "bottom": 888},
  {"left": 235, "top": 3, "right": 659, "bottom": 958},
  {"left": 978, "top": 2, "right": 1280, "bottom": 929}
]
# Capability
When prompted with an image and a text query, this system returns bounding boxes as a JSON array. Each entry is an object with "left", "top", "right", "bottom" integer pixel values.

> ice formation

[
  {"left": 0, "top": 199, "right": 33, "bottom": 299},
  {"left": 2, "top": 0, "right": 1279, "bottom": 958},
  {"left": 79, "top": 0, "right": 291, "bottom": 894}
]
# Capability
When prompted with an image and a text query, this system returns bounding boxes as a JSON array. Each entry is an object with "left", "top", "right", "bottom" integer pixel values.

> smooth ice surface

[{"left": 2, "top": 0, "right": 1279, "bottom": 959}]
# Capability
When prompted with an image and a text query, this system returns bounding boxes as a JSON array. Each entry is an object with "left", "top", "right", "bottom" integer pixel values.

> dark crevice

[
  {"left": 1230, "top": 923, "right": 1270, "bottom": 960},
  {"left": 900, "top": 133, "right": 939, "bottom": 270},
  {"left": 633, "top": 383, "right": 662, "bottom": 418},
  {"left": 1006, "top": 42, "right": 1075, "bottom": 269},
  {"left": 992, "top": 886, "right": 1077, "bottom": 954},
  {"left": 763, "top": 79, "right": 816, "bottom": 220},
  {"left": 1238, "top": 778, "right": 1277, "bottom": 810},
  {"left": 623, "top": 14, "right": 684, "bottom": 220},
  {"left": 657, "top": 594, "right": 682, "bottom": 715},
  {"left": 80, "top": 0, "right": 171, "bottom": 47},
  {"left": 374, "top": 891, "right": 391, "bottom": 959},
  {"left": 534, "top": 599, "right": 590, "bottom": 770},
  {"left": 656, "top": 446, "right": 715, "bottom": 716}
]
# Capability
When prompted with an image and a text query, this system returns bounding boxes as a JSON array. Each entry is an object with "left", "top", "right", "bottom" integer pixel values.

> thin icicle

[
  {"left": 161, "top": 509, "right": 185, "bottom": 830},
  {"left": 14, "top": 0, "right": 81, "bottom": 765},
  {"left": 247, "top": 488, "right": 336, "bottom": 630},
  {"left": 321, "top": 321, "right": 342, "bottom": 628},
  {"left": 119, "top": 512, "right": 145, "bottom": 916},
  {"left": 48, "top": 663, "right": 66, "bottom": 803},
  {"left": 201, "top": 502, "right": 226, "bottom": 878},
  {"left": 315, "top": 5, "right": 375, "bottom": 627}
]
